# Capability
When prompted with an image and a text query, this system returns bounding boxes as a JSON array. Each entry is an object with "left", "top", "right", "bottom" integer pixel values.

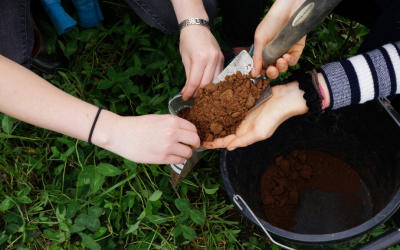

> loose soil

[
  {"left": 261, "top": 150, "right": 360, "bottom": 231},
  {"left": 178, "top": 71, "right": 269, "bottom": 141}
]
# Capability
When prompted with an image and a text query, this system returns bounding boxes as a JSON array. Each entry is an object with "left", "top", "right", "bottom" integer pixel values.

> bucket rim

[{"left": 220, "top": 148, "right": 400, "bottom": 245}]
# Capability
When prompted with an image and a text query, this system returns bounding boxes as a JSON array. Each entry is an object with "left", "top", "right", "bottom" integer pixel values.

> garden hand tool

[
  {"left": 262, "top": 0, "right": 342, "bottom": 65},
  {"left": 254, "top": 0, "right": 343, "bottom": 110}
]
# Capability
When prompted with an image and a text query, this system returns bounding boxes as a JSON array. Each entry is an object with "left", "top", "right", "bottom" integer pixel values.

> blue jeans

[{"left": 0, "top": 0, "right": 34, "bottom": 68}]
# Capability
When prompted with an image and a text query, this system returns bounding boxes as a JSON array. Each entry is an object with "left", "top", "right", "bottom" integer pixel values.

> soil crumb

[
  {"left": 178, "top": 70, "right": 269, "bottom": 141},
  {"left": 261, "top": 150, "right": 360, "bottom": 231}
]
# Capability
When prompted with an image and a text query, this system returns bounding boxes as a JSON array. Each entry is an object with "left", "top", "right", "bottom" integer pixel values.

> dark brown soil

[
  {"left": 178, "top": 71, "right": 269, "bottom": 142},
  {"left": 261, "top": 150, "right": 360, "bottom": 231}
]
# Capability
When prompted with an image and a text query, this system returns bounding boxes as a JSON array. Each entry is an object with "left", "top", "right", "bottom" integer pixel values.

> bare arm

[
  {"left": 0, "top": 55, "right": 102, "bottom": 141},
  {"left": 0, "top": 55, "right": 200, "bottom": 164}
]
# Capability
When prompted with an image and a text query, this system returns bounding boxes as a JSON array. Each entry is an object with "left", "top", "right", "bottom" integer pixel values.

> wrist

[
  {"left": 273, "top": 81, "right": 308, "bottom": 117},
  {"left": 317, "top": 72, "right": 330, "bottom": 109},
  {"left": 180, "top": 23, "right": 211, "bottom": 36},
  {"left": 90, "top": 110, "right": 121, "bottom": 148}
]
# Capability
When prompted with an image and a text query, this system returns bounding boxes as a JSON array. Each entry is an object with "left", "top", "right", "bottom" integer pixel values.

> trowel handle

[{"left": 262, "top": 0, "right": 342, "bottom": 65}]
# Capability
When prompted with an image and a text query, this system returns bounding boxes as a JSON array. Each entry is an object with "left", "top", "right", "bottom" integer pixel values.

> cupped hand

[
  {"left": 252, "top": 0, "right": 306, "bottom": 79},
  {"left": 203, "top": 81, "right": 308, "bottom": 150},
  {"left": 180, "top": 25, "right": 224, "bottom": 101},
  {"left": 95, "top": 114, "right": 200, "bottom": 165}
]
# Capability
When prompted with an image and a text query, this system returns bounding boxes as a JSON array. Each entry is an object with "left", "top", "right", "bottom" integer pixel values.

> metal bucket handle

[{"left": 233, "top": 194, "right": 296, "bottom": 250}]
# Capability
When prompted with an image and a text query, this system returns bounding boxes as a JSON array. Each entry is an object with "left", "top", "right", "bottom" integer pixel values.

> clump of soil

[
  {"left": 261, "top": 150, "right": 360, "bottom": 231},
  {"left": 178, "top": 71, "right": 269, "bottom": 141}
]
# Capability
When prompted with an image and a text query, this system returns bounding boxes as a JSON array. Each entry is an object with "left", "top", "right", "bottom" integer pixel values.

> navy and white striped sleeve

[{"left": 318, "top": 41, "right": 400, "bottom": 110}]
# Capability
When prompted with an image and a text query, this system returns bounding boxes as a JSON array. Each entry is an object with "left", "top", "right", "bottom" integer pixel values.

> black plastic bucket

[{"left": 221, "top": 100, "right": 400, "bottom": 249}]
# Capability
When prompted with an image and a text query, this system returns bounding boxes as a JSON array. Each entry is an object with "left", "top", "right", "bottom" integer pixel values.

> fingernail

[
  {"left": 287, "top": 56, "right": 293, "bottom": 63},
  {"left": 181, "top": 86, "right": 186, "bottom": 94},
  {"left": 277, "top": 63, "right": 285, "bottom": 68},
  {"left": 228, "top": 147, "right": 236, "bottom": 151}
]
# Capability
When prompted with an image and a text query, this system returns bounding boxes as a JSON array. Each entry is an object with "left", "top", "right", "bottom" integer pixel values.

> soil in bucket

[
  {"left": 178, "top": 71, "right": 269, "bottom": 142},
  {"left": 261, "top": 150, "right": 373, "bottom": 233}
]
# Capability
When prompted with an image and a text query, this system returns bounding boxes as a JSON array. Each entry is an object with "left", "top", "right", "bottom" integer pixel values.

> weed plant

[{"left": 0, "top": 1, "right": 398, "bottom": 250}]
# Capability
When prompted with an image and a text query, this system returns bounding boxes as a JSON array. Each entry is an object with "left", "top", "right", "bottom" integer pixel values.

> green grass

[{"left": 0, "top": 1, "right": 399, "bottom": 249}]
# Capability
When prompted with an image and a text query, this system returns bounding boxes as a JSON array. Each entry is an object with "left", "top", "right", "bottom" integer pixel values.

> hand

[
  {"left": 252, "top": 0, "right": 306, "bottom": 79},
  {"left": 93, "top": 114, "right": 200, "bottom": 164},
  {"left": 180, "top": 25, "right": 224, "bottom": 101},
  {"left": 203, "top": 81, "right": 308, "bottom": 150}
]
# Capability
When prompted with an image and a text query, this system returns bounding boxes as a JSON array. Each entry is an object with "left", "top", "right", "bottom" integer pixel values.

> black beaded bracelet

[
  {"left": 288, "top": 70, "right": 322, "bottom": 123},
  {"left": 88, "top": 107, "right": 103, "bottom": 145}
]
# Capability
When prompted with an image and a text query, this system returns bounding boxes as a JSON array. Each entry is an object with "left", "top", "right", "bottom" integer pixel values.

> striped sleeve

[{"left": 318, "top": 41, "right": 400, "bottom": 110}]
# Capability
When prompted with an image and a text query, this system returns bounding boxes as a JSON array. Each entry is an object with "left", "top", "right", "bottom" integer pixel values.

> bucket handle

[
  {"left": 233, "top": 195, "right": 296, "bottom": 250},
  {"left": 378, "top": 98, "right": 400, "bottom": 128}
]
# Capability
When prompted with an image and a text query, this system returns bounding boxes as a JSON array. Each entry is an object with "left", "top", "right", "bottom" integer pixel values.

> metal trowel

[{"left": 167, "top": 0, "right": 342, "bottom": 187}]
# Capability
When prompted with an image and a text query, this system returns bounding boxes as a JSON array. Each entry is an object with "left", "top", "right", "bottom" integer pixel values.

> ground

[{"left": 0, "top": 0, "right": 398, "bottom": 249}]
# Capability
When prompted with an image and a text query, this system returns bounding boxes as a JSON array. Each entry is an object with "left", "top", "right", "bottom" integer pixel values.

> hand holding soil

[
  {"left": 203, "top": 80, "right": 309, "bottom": 150},
  {"left": 178, "top": 70, "right": 270, "bottom": 142}
]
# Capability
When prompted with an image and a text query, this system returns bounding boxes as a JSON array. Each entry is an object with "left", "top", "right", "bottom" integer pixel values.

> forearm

[
  {"left": 318, "top": 41, "right": 400, "bottom": 110},
  {"left": 170, "top": 0, "right": 209, "bottom": 22},
  {"left": 0, "top": 55, "right": 117, "bottom": 146}
]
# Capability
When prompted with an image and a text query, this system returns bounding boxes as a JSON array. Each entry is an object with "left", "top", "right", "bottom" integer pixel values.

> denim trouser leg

[
  {"left": 125, "top": 0, "right": 217, "bottom": 35},
  {"left": 0, "top": 0, "right": 34, "bottom": 68}
]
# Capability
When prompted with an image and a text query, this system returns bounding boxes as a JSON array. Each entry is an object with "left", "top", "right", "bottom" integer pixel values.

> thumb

[
  {"left": 252, "top": 39, "right": 265, "bottom": 78},
  {"left": 181, "top": 57, "right": 191, "bottom": 97},
  {"left": 285, "top": 36, "right": 306, "bottom": 66}
]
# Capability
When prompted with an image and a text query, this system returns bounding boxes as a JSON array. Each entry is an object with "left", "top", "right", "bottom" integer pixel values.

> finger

[
  {"left": 266, "top": 66, "right": 279, "bottom": 79},
  {"left": 182, "top": 60, "right": 206, "bottom": 101},
  {"left": 169, "top": 143, "right": 193, "bottom": 159},
  {"left": 177, "top": 129, "right": 200, "bottom": 149},
  {"left": 202, "top": 134, "right": 237, "bottom": 149},
  {"left": 177, "top": 117, "right": 197, "bottom": 133},
  {"left": 252, "top": 36, "right": 265, "bottom": 78},
  {"left": 164, "top": 155, "right": 187, "bottom": 165},
  {"left": 286, "top": 36, "right": 306, "bottom": 66},
  {"left": 282, "top": 54, "right": 295, "bottom": 67},
  {"left": 276, "top": 58, "right": 289, "bottom": 73},
  {"left": 198, "top": 59, "right": 217, "bottom": 89},
  {"left": 181, "top": 57, "right": 191, "bottom": 94},
  {"left": 213, "top": 54, "right": 224, "bottom": 82},
  {"left": 226, "top": 130, "right": 262, "bottom": 151},
  {"left": 194, "top": 52, "right": 223, "bottom": 98}
]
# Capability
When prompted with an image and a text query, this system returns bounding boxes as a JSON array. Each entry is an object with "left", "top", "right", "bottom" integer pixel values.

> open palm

[{"left": 203, "top": 82, "right": 308, "bottom": 150}]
